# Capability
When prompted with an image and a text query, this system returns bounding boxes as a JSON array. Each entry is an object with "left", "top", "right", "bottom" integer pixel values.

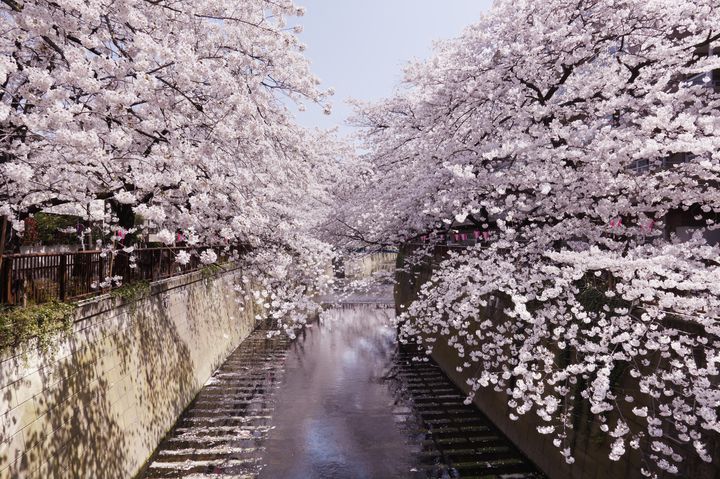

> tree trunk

[{"left": 112, "top": 201, "right": 135, "bottom": 230}]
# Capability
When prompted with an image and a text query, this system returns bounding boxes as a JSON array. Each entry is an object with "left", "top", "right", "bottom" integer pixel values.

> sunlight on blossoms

[{"left": 0, "top": 0, "right": 718, "bottom": 478}]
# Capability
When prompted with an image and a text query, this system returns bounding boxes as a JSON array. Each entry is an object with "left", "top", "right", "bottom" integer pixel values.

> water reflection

[{"left": 259, "top": 304, "right": 421, "bottom": 479}]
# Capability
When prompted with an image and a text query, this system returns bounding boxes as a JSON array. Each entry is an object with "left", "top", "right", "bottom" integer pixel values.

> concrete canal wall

[
  {"left": 344, "top": 252, "right": 397, "bottom": 280},
  {"left": 0, "top": 268, "right": 257, "bottom": 479}
]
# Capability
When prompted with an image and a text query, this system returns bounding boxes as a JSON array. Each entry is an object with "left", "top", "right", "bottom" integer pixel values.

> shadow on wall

[{"left": 0, "top": 271, "right": 251, "bottom": 478}]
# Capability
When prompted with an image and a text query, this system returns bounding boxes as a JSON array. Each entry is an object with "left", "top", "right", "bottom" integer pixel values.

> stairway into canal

[{"left": 140, "top": 289, "right": 544, "bottom": 479}]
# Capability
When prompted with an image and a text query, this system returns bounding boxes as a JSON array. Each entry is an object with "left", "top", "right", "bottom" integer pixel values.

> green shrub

[
  {"left": 110, "top": 280, "right": 151, "bottom": 302},
  {"left": 201, "top": 263, "right": 223, "bottom": 279},
  {"left": 0, "top": 301, "right": 76, "bottom": 354}
]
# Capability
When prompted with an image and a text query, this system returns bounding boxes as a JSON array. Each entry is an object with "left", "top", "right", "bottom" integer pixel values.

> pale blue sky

[{"left": 292, "top": 1, "right": 494, "bottom": 135}]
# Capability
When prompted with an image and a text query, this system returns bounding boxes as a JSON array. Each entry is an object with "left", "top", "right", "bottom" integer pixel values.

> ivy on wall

[{"left": 0, "top": 301, "right": 76, "bottom": 355}]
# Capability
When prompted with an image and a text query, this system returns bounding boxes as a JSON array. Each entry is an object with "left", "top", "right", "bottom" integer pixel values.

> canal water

[{"left": 259, "top": 303, "right": 422, "bottom": 479}]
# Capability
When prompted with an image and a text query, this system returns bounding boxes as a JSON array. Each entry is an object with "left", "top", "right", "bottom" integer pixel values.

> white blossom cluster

[
  {"left": 240, "top": 238, "right": 335, "bottom": 338},
  {"left": 340, "top": 0, "right": 720, "bottom": 475}
]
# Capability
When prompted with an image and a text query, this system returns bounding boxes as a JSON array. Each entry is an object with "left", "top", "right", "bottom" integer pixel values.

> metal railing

[{"left": 0, "top": 247, "right": 219, "bottom": 306}]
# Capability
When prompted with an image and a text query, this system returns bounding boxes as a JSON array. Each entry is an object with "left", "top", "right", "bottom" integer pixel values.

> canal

[
  {"left": 259, "top": 303, "right": 419, "bottom": 478},
  {"left": 142, "top": 290, "right": 543, "bottom": 478}
]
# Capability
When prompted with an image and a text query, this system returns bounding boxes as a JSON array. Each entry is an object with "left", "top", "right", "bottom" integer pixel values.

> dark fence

[{"left": 0, "top": 247, "right": 218, "bottom": 306}]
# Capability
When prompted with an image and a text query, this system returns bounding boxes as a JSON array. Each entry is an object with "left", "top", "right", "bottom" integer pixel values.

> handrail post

[
  {"left": 99, "top": 254, "right": 104, "bottom": 289},
  {"left": 59, "top": 254, "right": 67, "bottom": 301},
  {"left": 150, "top": 249, "right": 156, "bottom": 281},
  {"left": 1, "top": 256, "right": 11, "bottom": 305}
]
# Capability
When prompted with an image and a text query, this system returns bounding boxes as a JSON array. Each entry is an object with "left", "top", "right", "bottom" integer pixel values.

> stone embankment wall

[
  {"left": 394, "top": 246, "right": 719, "bottom": 479},
  {"left": 344, "top": 252, "right": 397, "bottom": 280},
  {"left": 0, "top": 268, "right": 257, "bottom": 479}
]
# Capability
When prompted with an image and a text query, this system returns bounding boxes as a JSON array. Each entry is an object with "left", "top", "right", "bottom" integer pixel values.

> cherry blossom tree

[
  {"left": 0, "top": 0, "right": 338, "bottom": 240},
  {"left": 0, "top": 0, "right": 344, "bottom": 324},
  {"left": 341, "top": 0, "right": 720, "bottom": 475}
]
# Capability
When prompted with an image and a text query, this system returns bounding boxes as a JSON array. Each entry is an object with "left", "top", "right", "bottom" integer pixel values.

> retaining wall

[
  {"left": 344, "top": 252, "right": 397, "bottom": 280},
  {"left": 0, "top": 267, "right": 256, "bottom": 479}
]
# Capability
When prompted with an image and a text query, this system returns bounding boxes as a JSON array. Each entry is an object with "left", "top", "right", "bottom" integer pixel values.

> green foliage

[
  {"left": 110, "top": 280, "right": 151, "bottom": 302},
  {"left": 22, "top": 213, "right": 105, "bottom": 246},
  {"left": 201, "top": 263, "right": 223, "bottom": 279},
  {"left": 0, "top": 301, "right": 75, "bottom": 354},
  {"left": 33, "top": 213, "right": 79, "bottom": 245}
]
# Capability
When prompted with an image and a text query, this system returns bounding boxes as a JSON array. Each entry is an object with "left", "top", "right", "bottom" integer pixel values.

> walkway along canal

[{"left": 141, "top": 291, "right": 544, "bottom": 478}]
